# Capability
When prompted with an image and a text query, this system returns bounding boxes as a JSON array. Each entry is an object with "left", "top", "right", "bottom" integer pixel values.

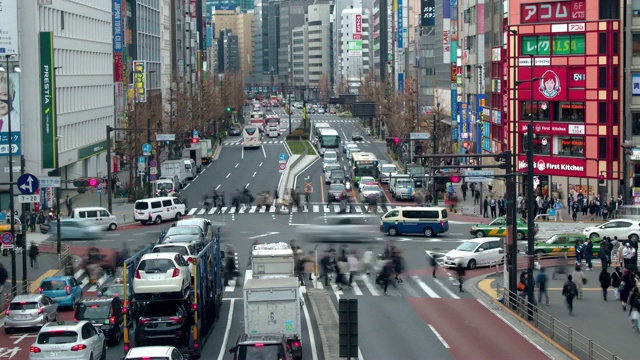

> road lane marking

[
  {"left": 225, "top": 279, "right": 236, "bottom": 292},
  {"left": 183, "top": 183, "right": 190, "bottom": 189},
  {"left": 249, "top": 206, "right": 257, "bottom": 213},
  {"left": 245, "top": 183, "right": 250, "bottom": 189},
  {"left": 300, "top": 286, "right": 319, "bottom": 360},
  {"left": 197, "top": 208, "right": 206, "bottom": 215},
  {"left": 208, "top": 207, "right": 217, "bottom": 215},
  {"left": 433, "top": 278, "right": 460, "bottom": 299},
  {"left": 188, "top": 208, "right": 197, "bottom": 216},
  {"left": 330, "top": 282, "right": 344, "bottom": 300},
  {"left": 30, "top": 269, "right": 61, "bottom": 293},
  {"left": 351, "top": 279, "right": 363, "bottom": 295},
  {"left": 411, "top": 276, "right": 440, "bottom": 298},
  {"left": 428, "top": 324, "right": 450, "bottom": 349},
  {"left": 313, "top": 205, "right": 319, "bottom": 213},
  {"left": 226, "top": 173, "right": 231, "bottom": 178},
  {"left": 215, "top": 184, "right": 221, "bottom": 190},
  {"left": 235, "top": 163, "right": 239, "bottom": 168},
  {"left": 220, "top": 207, "right": 228, "bottom": 213},
  {"left": 361, "top": 275, "right": 380, "bottom": 296},
  {"left": 259, "top": 162, "right": 263, "bottom": 167},
  {"left": 261, "top": 144, "right": 267, "bottom": 158},
  {"left": 252, "top": 171, "right": 257, "bottom": 177},
  {"left": 241, "top": 146, "right": 244, "bottom": 159},
  {"left": 216, "top": 298, "right": 236, "bottom": 360},
  {"left": 320, "top": 176, "right": 325, "bottom": 203}
]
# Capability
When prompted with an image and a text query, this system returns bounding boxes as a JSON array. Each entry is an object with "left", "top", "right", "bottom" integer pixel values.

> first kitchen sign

[{"left": 517, "top": 156, "right": 586, "bottom": 177}]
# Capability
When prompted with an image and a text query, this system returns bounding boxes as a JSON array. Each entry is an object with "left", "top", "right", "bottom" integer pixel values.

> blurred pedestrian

[
  {"left": 336, "top": 256, "right": 349, "bottom": 290},
  {"left": 536, "top": 268, "right": 549, "bottom": 306},
  {"left": 599, "top": 239, "right": 610, "bottom": 269},
  {"left": 347, "top": 251, "right": 359, "bottom": 286},
  {"left": 224, "top": 251, "right": 236, "bottom": 287},
  {"left": 573, "top": 264, "right": 585, "bottom": 300},
  {"left": 376, "top": 259, "right": 393, "bottom": 295},
  {"left": 455, "top": 260, "right": 466, "bottom": 293},
  {"left": 28, "top": 243, "right": 39, "bottom": 269},
  {"left": 621, "top": 268, "right": 636, "bottom": 311},
  {"left": 362, "top": 248, "right": 373, "bottom": 275},
  {"left": 562, "top": 274, "right": 578, "bottom": 315},
  {"left": 430, "top": 254, "right": 438, "bottom": 278},
  {"left": 628, "top": 286, "right": 640, "bottom": 330},
  {"left": 29, "top": 211, "right": 37, "bottom": 232},
  {"left": 611, "top": 266, "right": 623, "bottom": 300},
  {"left": 599, "top": 268, "right": 611, "bottom": 301},
  {"left": 584, "top": 239, "right": 593, "bottom": 270},
  {"left": 304, "top": 251, "right": 315, "bottom": 282},
  {"left": 65, "top": 195, "right": 73, "bottom": 217}
]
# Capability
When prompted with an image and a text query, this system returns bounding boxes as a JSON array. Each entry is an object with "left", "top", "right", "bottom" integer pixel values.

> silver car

[
  {"left": 29, "top": 320, "right": 107, "bottom": 360},
  {"left": 5, "top": 294, "right": 58, "bottom": 333},
  {"left": 296, "top": 215, "right": 381, "bottom": 243}
]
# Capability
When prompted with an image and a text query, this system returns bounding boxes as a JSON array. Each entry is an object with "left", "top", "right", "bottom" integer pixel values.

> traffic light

[
  {"left": 598, "top": 174, "right": 605, "bottom": 185},
  {"left": 394, "top": 137, "right": 400, "bottom": 144},
  {"left": 73, "top": 177, "right": 101, "bottom": 187},
  {"left": 450, "top": 175, "right": 461, "bottom": 183},
  {"left": 226, "top": 107, "right": 231, "bottom": 112},
  {"left": 191, "top": 137, "right": 199, "bottom": 144}
]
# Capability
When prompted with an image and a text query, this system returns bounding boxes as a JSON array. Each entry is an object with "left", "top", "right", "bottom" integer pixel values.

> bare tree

[
  {"left": 318, "top": 72, "right": 331, "bottom": 101},
  {"left": 336, "top": 74, "right": 349, "bottom": 95}
]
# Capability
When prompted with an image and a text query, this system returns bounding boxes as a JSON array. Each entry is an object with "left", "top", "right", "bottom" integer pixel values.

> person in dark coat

[
  {"left": 599, "top": 240, "right": 610, "bottom": 269},
  {"left": 430, "top": 254, "right": 438, "bottom": 278},
  {"left": 562, "top": 275, "right": 578, "bottom": 315},
  {"left": 455, "top": 260, "right": 466, "bottom": 292},
  {"left": 611, "top": 266, "right": 623, "bottom": 301},
  {"left": 621, "top": 268, "right": 636, "bottom": 311},
  {"left": 584, "top": 239, "right": 594, "bottom": 270},
  {"left": 598, "top": 268, "right": 611, "bottom": 301},
  {"left": 224, "top": 251, "right": 236, "bottom": 286},
  {"left": 28, "top": 243, "right": 39, "bottom": 269}
]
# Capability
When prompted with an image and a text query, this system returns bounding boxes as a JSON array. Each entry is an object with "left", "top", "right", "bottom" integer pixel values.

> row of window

[
  {"left": 55, "top": 85, "right": 113, "bottom": 117},
  {"left": 136, "top": 3, "right": 161, "bottom": 36},
  {"left": 39, "top": 6, "right": 111, "bottom": 44},
  {"left": 522, "top": 135, "right": 586, "bottom": 157},
  {"left": 521, "top": 101, "right": 619, "bottom": 124},
  {"left": 58, "top": 116, "right": 112, "bottom": 153},
  {"left": 54, "top": 49, "right": 111, "bottom": 76}
]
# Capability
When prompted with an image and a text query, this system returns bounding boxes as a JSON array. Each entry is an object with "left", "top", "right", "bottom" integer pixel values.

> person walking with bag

[
  {"left": 537, "top": 268, "right": 549, "bottom": 306},
  {"left": 28, "top": 243, "right": 39, "bottom": 269},
  {"left": 562, "top": 275, "right": 578, "bottom": 315},
  {"left": 572, "top": 264, "right": 585, "bottom": 300},
  {"left": 599, "top": 268, "right": 611, "bottom": 301},
  {"left": 611, "top": 266, "right": 623, "bottom": 300}
]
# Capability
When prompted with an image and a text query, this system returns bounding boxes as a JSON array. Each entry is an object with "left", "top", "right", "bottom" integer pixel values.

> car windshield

[
  {"left": 76, "top": 303, "right": 111, "bottom": 320},
  {"left": 381, "top": 165, "right": 397, "bottom": 173},
  {"left": 142, "top": 302, "right": 182, "bottom": 318},
  {"left": 326, "top": 164, "right": 341, "bottom": 172},
  {"left": 156, "top": 182, "right": 173, "bottom": 190},
  {"left": 350, "top": 148, "right": 361, "bottom": 153},
  {"left": 455, "top": 242, "right": 479, "bottom": 252},
  {"left": 330, "top": 184, "right": 346, "bottom": 192},
  {"left": 37, "top": 331, "right": 78, "bottom": 344},
  {"left": 138, "top": 259, "right": 175, "bottom": 273},
  {"left": 346, "top": 144, "right": 357, "bottom": 149},
  {"left": 40, "top": 280, "right": 66, "bottom": 291},
  {"left": 397, "top": 180, "right": 413, "bottom": 187},
  {"left": 360, "top": 177, "right": 374, "bottom": 183},
  {"left": 100, "top": 284, "right": 124, "bottom": 296},
  {"left": 167, "top": 227, "right": 199, "bottom": 236},
  {"left": 325, "top": 152, "right": 338, "bottom": 160},
  {"left": 153, "top": 245, "right": 189, "bottom": 256},
  {"left": 237, "top": 344, "right": 285, "bottom": 360},
  {"left": 362, "top": 185, "right": 380, "bottom": 192},
  {"left": 9, "top": 302, "right": 38, "bottom": 310},
  {"left": 330, "top": 170, "right": 345, "bottom": 178},
  {"left": 408, "top": 166, "right": 425, "bottom": 175},
  {"left": 545, "top": 235, "right": 566, "bottom": 244}
]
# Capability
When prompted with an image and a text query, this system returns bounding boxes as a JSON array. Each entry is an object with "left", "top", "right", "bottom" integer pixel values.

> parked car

[
  {"left": 74, "top": 296, "right": 125, "bottom": 344},
  {"left": 228, "top": 126, "right": 242, "bottom": 136},
  {"left": 529, "top": 233, "right": 599, "bottom": 257},
  {"left": 443, "top": 237, "right": 505, "bottom": 270},
  {"left": 29, "top": 320, "right": 107, "bottom": 360},
  {"left": 38, "top": 276, "right": 83, "bottom": 310},
  {"left": 132, "top": 253, "right": 191, "bottom": 300},
  {"left": 469, "top": 216, "right": 538, "bottom": 240},
  {"left": 134, "top": 301, "right": 193, "bottom": 347},
  {"left": 4, "top": 294, "right": 58, "bottom": 334},
  {"left": 295, "top": 215, "right": 380, "bottom": 243},
  {"left": 583, "top": 219, "right": 640, "bottom": 241},
  {"left": 152, "top": 243, "right": 197, "bottom": 276}
]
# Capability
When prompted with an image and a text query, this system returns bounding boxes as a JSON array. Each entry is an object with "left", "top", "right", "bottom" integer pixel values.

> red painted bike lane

[
  {"left": 0, "top": 311, "right": 75, "bottom": 360},
  {"left": 408, "top": 298, "right": 549, "bottom": 360}
]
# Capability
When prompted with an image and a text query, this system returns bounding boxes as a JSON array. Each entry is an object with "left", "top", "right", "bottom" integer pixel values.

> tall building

[
  {"left": 8, "top": 0, "right": 114, "bottom": 209},
  {"left": 338, "top": 7, "right": 371, "bottom": 92},
  {"left": 292, "top": 27, "right": 308, "bottom": 88},
  {"left": 218, "top": 30, "right": 240, "bottom": 73},
  {"left": 129, "top": 0, "right": 162, "bottom": 94},
  {"left": 212, "top": 9, "right": 254, "bottom": 82},
  {"left": 306, "top": 3, "right": 334, "bottom": 97}
]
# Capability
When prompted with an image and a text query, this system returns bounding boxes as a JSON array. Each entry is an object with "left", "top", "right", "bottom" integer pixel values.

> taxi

[
  {"left": 528, "top": 233, "right": 599, "bottom": 257},
  {"left": 469, "top": 216, "right": 538, "bottom": 240}
]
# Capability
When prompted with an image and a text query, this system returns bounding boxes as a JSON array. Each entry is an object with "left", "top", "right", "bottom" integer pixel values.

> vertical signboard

[
  {"left": 0, "top": 71, "right": 21, "bottom": 157},
  {"left": 354, "top": 14, "right": 363, "bottom": 40},
  {"left": 113, "top": 0, "right": 123, "bottom": 82},
  {"left": 421, "top": 0, "right": 435, "bottom": 27},
  {"left": 397, "top": 0, "right": 403, "bottom": 48},
  {"left": 477, "top": 95, "right": 485, "bottom": 154},
  {"left": 133, "top": 61, "right": 147, "bottom": 103},
  {"left": 0, "top": 0, "right": 19, "bottom": 55},
  {"left": 398, "top": 73, "right": 404, "bottom": 93},
  {"left": 39, "top": 32, "right": 56, "bottom": 167},
  {"left": 459, "top": 103, "right": 469, "bottom": 140},
  {"left": 442, "top": 0, "right": 451, "bottom": 63}
]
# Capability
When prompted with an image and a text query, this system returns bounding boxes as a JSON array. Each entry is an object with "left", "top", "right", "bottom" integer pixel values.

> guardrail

[{"left": 37, "top": 240, "right": 71, "bottom": 269}]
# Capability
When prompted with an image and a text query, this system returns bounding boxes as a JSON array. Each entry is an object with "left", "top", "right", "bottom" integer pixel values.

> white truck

[
  {"left": 182, "top": 146, "right": 203, "bottom": 173},
  {"left": 251, "top": 242, "right": 295, "bottom": 279},
  {"left": 243, "top": 277, "right": 303, "bottom": 360},
  {"left": 160, "top": 160, "right": 188, "bottom": 188},
  {"left": 390, "top": 175, "right": 416, "bottom": 201},
  {"left": 200, "top": 139, "right": 213, "bottom": 164}
]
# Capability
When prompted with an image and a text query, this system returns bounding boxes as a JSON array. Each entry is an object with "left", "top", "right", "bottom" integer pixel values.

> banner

[
  {"left": 421, "top": 0, "right": 435, "bottom": 27},
  {"left": 0, "top": 0, "right": 19, "bottom": 55},
  {"left": 397, "top": 0, "right": 403, "bottom": 48},
  {"left": 133, "top": 61, "right": 147, "bottom": 102},
  {"left": 442, "top": 0, "right": 451, "bottom": 63},
  {"left": 0, "top": 71, "right": 21, "bottom": 157},
  {"left": 633, "top": 74, "right": 640, "bottom": 96},
  {"left": 459, "top": 103, "right": 470, "bottom": 139},
  {"left": 353, "top": 14, "right": 363, "bottom": 40},
  {"left": 348, "top": 40, "right": 363, "bottom": 57},
  {"left": 113, "top": 0, "right": 123, "bottom": 82},
  {"left": 39, "top": 32, "right": 56, "bottom": 167}
]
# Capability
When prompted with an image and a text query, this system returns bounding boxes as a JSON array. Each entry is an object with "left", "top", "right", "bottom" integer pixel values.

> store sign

[
  {"left": 567, "top": 67, "right": 586, "bottom": 88},
  {"left": 421, "top": 0, "right": 435, "bottom": 27},
  {"left": 517, "top": 155, "right": 586, "bottom": 177},
  {"left": 520, "top": 123, "right": 584, "bottom": 135},
  {"left": 451, "top": 64, "right": 457, "bottom": 82},
  {"left": 521, "top": 0, "right": 586, "bottom": 24},
  {"left": 633, "top": 74, "right": 640, "bottom": 96},
  {"left": 523, "top": 67, "right": 568, "bottom": 101},
  {"left": 353, "top": 14, "right": 362, "bottom": 40},
  {"left": 521, "top": 35, "right": 585, "bottom": 56}
]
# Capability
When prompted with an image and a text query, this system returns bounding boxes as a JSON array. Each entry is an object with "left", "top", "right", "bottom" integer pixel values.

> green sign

[
  {"left": 522, "top": 36, "right": 550, "bottom": 55},
  {"left": 39, "top": 32, "right": 57, "bottom": 169},
  {"left": 553, "top": 35, "right": 585, "bottom": 55},
  {"left": 348, "top": 40, "right": 362, "bottom": 51},
  {"left": 78, "top": 140, "right": 109, "bottom": 160}
]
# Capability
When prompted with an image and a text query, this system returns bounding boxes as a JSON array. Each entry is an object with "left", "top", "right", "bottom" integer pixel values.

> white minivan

[
  {"left": 134, "top": 196, "right": 187, "bottom": 225},
  {"left": 72, "top": 207, "right": 118, "bottom": 230},
  {"left": 183, "top": 159, "right": 196, "bottom": 180}
]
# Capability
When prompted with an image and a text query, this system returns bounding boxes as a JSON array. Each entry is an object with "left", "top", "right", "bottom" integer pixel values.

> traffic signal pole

[{"left": 147, "top": 118, "right": 152, "bottom": 199}]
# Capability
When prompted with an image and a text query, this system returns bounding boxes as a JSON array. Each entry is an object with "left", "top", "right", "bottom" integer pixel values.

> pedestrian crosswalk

[
  {"left": 222, "top": 138, "right": 372, "bottom": 146},
  {"left": 186, "top": 203, "right": 399, "bottom": 216}
]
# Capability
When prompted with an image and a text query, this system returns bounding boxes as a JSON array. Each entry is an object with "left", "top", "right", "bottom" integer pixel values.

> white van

[
  {"left": 267, "top": 125, "right": 279, "bottom": 138},
  {"left": 134, "top": 196, "right": 187, "bottom": 225},
  {"left": 72, "top": 207, "right": 118, "bottom": 231},
  {"left": 380, "top": 207, "right": 449, "bottom": 237},
  {"left": 183, "top": 159, "right": 196, "bottom": 180}
]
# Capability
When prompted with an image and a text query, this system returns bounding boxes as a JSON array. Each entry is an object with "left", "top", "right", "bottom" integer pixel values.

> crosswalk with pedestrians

[
  {"left": 186, "top": 203, "right": 402, "bottom": 215},
  {"left": 222, "top": 139, "right": 372, "bottom": 146}
]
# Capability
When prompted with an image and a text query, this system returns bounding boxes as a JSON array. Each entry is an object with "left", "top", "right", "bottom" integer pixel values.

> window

[
  {"left": 613, "top": 138, "right": 619, "bottom": 160},
  {"left": 633, "top": 113, "right": 640, "bottom": 136},
  {"left": 598, "top": 67, "right": 607, "bottom": 88},
  {"left": 598, "top": 137, "right": 607, "bottom": 159},
  {"left": 614, "top": 32, "right": 619, "bottom": 54},
  {"left": 521, "top": 101, "right": 550, "bottom": 121},
  {"left": 613, "top": 102, "right": 619, "bottom": 124},
  {"left": 599, "top": 33, "right": 607, "bottom": 54},
  {"left": 598, "top": 102, "right": 607, "bottom": 123},
  {"left": 522, "top": 134, "right": 551, "bottom": 155},
  {"left": 633, "top": 34, "right": 640, "bottom": 56},
  {"left": 558, "top": 102, "right": 585, "bottom": 122},
  {"left": 555, "top": 136, "right": 585, "bottom": 157},
  {"left": 634, "top": 0, "right": 640, "bottom": 16}
]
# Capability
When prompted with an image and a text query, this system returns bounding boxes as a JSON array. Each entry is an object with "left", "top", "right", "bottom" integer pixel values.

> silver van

[
  {"left": 183, "top": 159, "right": 196, "bottom": 180},
  {"left": 72, "top": 207, "right": 118, "bottom": 231}
]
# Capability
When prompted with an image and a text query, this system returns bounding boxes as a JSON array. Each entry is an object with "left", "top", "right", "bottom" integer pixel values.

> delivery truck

[
  {"left": 240, "top": 277, "right": 303, "bottom": 359},
  {"left": 183, "top": 146, "right": 203, "bottom": 173},
  {"left": 200, "top": 139, "right": 213, "bottom": 164},
  {"left": 160, "top": 160, "right": 188, "bottom": 188},
  {"left": 251, "top": 242, "right": 295, "bottom": 279}
]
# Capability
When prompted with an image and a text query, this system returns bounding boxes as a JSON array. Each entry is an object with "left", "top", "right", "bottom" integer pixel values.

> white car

[
  {"left": 358, "top": 176, "right": 376, "bottom": 191},
  {"left": 317, "top": 107, "right": 325, "bottom": 114},
  {"left": 583, "top": 219, "right": 640, "bottom": 241},
  {"left": 124, "top": 346, "right": 184, "bottom": 360},
  {"left": 152, "top": 243, "right": 197, "bottom": 276},
  {"left": 29, "top": 320, "right": 106, "bottom": 360},
  {"left": 379, "top": 164, "right": 399, "bottom": 184},
  {"left": 443, "top": 237, "right": 504, "bottom": 270},
  {"left": 347, "top": 147, "right": 361, "bottom": 160},
  {"left": 132, "top": 252, "right": 191, "bottom": 299}
]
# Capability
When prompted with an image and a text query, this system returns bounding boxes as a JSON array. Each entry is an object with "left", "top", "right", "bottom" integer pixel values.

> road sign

[
  {"left": 156, "top": 134, "right": 176, "bottom": 141},
  {"left": 150, "top": 174, "right": 157, "bottom": 182},
  {"left": 410, "top": 132, "right": 431, "bottom": 140},
  {"left": 279, "top": 153, "right": 287, "bottom": 161},
  {"left": 150, "top": 167, "right": 158, "bottom": 175},
  {"left": 465, "top": 170, "right": 494, "bottom": 177},
  {"left": 137, "top": 162, "right": 145, "bottom": 172},
  {"left": 0, "top": 232, "right": 13, "bottom": 245},
  {"left": 18, "top": 194, "right": 41, "bottom": 203},
  {"left": 466, "top": 177, "right": 491, "bottom": 183},
  {"left": 0, "top": 213, "right": 6, "bottom": 221},
  {"left": 17, "top": 174, "right": 39, "bottom": 195},
  {"left": 40, "top": 176, "right": 61, "bottom": 188},
  {"left": 278, "top": 162, "right": 287, "bottom": 172},
  {"left": 138, "top": 156, "right": 146, "bottom": 163},
  {"left": 150, "top": 160, "right": 157, "bottom": 168},
  {"left": 142, "top": 143, "right": 152, "bottom": 156},
  {"left": 193, "top": 130, "right": 199, "bottom": 138}
]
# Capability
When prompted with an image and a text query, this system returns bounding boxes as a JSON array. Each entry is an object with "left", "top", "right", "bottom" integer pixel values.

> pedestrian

[
  {"left": 455, "top": 259, "right": 466, "bottom": 293},
  {"left": 0, "top": 263, "right": 7, "bottom": 292},
  {"left": 347, "top": 252, "right": 359, "bottom": 286},
  {"left": 574, "top": 239, "right": 583, "bottom": 267},
  {"left": 319, "top": 251, "right": 332, "bottom": 287},
  {"left": 362, "top": 248, "right": 373, "bottom": 275},
  {"left": 623, "top": 242, "right": 636, "bottom": 269},
  {"left": 430, "top": 253, "right": 439, "bottom": 278},
  {"left": 483, "top": 196, "right": 489, "bottom": 218},
  {"left": 377, "top": 259, "right": 393, "bottom": 295},
  {"left": 263, "top": 191, "right": 272, "bottom": 212},
  {"left": 304, "top": 251, "right": 315, "bottom": 282},
  {"left": 537, "top": 268, "right": 549, "bottom": 306},
  {"left": 224, "top": 251, "right": 236, "bottom": 286},
  {"left": 490, "top": 197, "right": 497, "bottom": 218},
  {"left": 65, "top": 195, "right": 73, "bottom": 217},
  {"left": 621, "top": 268, "right": 636, "bottom": 311},
  {"left": 28, "top": 243, "right": 39, "bottom": 269},
  {"left": 336, "top": 256, "right": 349, "bottom": 290},
  {"left": 599, "top": 239, "right": 610, "bottom": 269},
  {"left": 628, "top": 286, "right": 640, "bottom": 330},
  {"left": 296, "top": 249, "right": 306, "bottom": 286},
  {"left": 461, "top": 182, "right": 468, "bottom": 201},
  {"left": 29, "top": 211, "right": 37, "bottom": 232},
  {"left": 599, "top": 267, "right": 611, "bottom": 301},
  {"left": 573, "top": 264, "right": 585, "bottom": 300},
  {"left": 562, "top": 274, "right": 578, "bottom": 315},
  {"left": 584, "top": 239, "right": 593, "bottom": 270},
  {"left": 517, "top": 272, "right": 528, "bottom": 312},
  {"left": 611, "top": 266, "right": 623, "bottom": 300}
]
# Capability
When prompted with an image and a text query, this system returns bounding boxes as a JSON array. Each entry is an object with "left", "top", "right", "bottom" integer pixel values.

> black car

[
  {"left": 228, "top": 126, "right": 242, "bottom": 136},
  {"left": 407, "top": 164, "right": 426, "bottom": 187},
  {"left": 230, "top": 334, "right": 295, "bottom": 360},
  {"left": 135, "top": 301, "right": 193, "bottom": 347},
  {"left": 74, "top": 297, "right": 124, "bottom": 344},
  {"left": 329, "top": 169, "right": 346, "bottom": 184},
  {"left": 98, "top": 283, "right": 124, "bottom": 298},
  {"left": 351, "top": 131, "right": 363, "bottom": 141}
]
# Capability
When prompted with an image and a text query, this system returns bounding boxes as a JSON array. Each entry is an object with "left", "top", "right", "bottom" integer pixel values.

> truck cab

[
  {"left": 390, "top": 175, "right": 416, "bottom": 201},
  {"left": 250, "top": 243, "right": 295, "bottom": 278}
]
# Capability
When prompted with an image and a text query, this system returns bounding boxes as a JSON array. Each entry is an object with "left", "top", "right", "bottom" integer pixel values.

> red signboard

[
  {"left": 567, "top": 67, "right": 586, "bottom": 88},
  {"left": 517, "top": 155, "right": 586, "bottom": 177},
  {"left": 521, "top": 0, "right": 586, "bottom": 24},
  {"left": 518, "top": 122, "right": 585, "bottom": 135},
  {"left": 517, "top": 67, "right": 569, "bottom": 101},
  {"left": 355, "top": 14, "right": 362, "bottom": 33},
  {"left": 353, "top": 34, "right": 363, "bottom": 40},
  {"left": 114, "top": 53, "right": 123, "bottom": 82}
]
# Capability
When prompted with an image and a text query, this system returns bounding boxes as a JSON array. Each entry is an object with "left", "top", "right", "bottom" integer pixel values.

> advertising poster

[
  {"left": 40, "top": 32, "right": 56, "bottom": 166},
  {"left": 0, "top": 0, "right": 19, "bottom": 55},
  {"left": 0, "top": 72, "right": 21, "bottom": 157},
  {"left": 421, "top": 0, "right": 435, "bottom": 27},
  {"left": 133, "top": 61, "right": 147, "bottom": 102},
  {"left": 442, "top": 0, "right": 451, "bottom": 63}
]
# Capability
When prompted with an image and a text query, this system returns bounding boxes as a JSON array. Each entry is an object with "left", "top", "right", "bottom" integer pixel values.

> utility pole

[
  {"left": 146, "top": 118, "right": 152, "bottom": 198},
  {"left": 525, "top": 123, "right": 535, "bottom": 319},
  {"left": 432, "top": 103, "right": 440, "bottom": 205},
  {"left": 20, "top": 156, "right": 27, "bottom": 294}
]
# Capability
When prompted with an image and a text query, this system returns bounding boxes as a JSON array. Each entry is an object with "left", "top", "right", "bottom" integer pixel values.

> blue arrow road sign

[
  {"left": 17, "top": 173, "right": 39, "bottom": 195},
  {"left": 279, "top": 153, "right": 287, "bottom": 161},
  {"left": 142, "top": 143, "right": 152, "bottom": 154}
]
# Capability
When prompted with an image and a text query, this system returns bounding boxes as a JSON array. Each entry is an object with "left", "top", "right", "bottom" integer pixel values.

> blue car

[{"left": 38, "top": 276, "right": 82, "bottom": 310}]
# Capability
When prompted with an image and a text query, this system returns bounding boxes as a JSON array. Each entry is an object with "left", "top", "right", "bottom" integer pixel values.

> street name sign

[
  {"left": 410, "top": 132, "right": 431, "bottom": 140},
  {"left": 40, "top": 176, "right": 61, "bottom": 188},
  {"left": 156, "top": 134, "right": 176, "bottom": 141},
  {"left": 18, "top": 194, "right": 41, "bottom": 203}
]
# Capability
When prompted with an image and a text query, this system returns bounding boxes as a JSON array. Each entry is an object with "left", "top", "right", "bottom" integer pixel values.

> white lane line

[
  {"left": 245, "top": 183, "right": 250, "bottom": 189},
  {"left": 313, "top": 205, "right": 319, "bottom": 213},
  {"left": 259, "top": 162, "right": 263, "bottom": 167},
  {"left": 361, "top": 275, "right": 380, "bottom": 296},
  {"left": 261, "top": 144, "right": 267, "bottom": 158},
  {"left": 220, "top": 207, "right": 228, "bottom": 213},
  {"left": 215, "top": 184, "right": 221, "bottom": 190},
  {"left": 216, "top": 298, "right": 236, "bottom": 360},
  {"left": 249, "top": 206, "right": 257, "bottom": 213},
  {"left": 252, "top": 172, "right": 257, "bottom": 177},
  {"left": 74, "top": 269, "right": 85, "bottom": 279},
  {"left": 428, "top": 324, "right": 450, "bottom": 349},
  {"left": 351, "top": 279, "right": 363, "bottom": 295},
  {"left": 226, "top": 173, "right": 231, "bottom": 178},
  {"left": 235, "top": 163, "right": 239, "bottom": 168},
  {"left": 225, "top": 279, "right": 236, "bottom": 292},
  {"left": 411, "top": 276, "right": 440, "bottom": 298},
  {"left": 300, "top": 286, "right": 319, "bottom": 360},
  {"left": 188, "top": 208, "right": 197, "bottom": 216},
  {"left": 197, "top": 208, "right": 206, "bottom": 215},
  {"left": 183, "top": 183, "right": 190, "bottom": 190},
  {"left": 402, "top": 279, "right": 420, "bottom": 297},
  {"left": 330, "top": 282, "right": 344, "bottom": 301},
  {"left": 241, "top": 146, "right": 244, "bottom": 159},
  {"left": 208, "top": 207, "right": 217, "bottom": 215},
  {"left": 433, "top": 278, "right": 460, "bottom": 299}
]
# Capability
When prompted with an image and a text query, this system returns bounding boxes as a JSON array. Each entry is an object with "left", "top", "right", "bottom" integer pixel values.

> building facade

[
  {"left": 338, "top": 8, "right": 371, "bottom": 92},
  {"left": 212, "top": 9, "right": 253, "bottom": 81},
  {"left": 306, "top": 3, "right": 334, "bottom": 97}
]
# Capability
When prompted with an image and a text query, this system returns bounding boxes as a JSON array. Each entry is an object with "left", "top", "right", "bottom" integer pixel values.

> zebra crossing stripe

[
  {"left": 333, "top": 205, "right": 340, "bottom": 212},
  {"left": 351, "top": 279, "right": 363, "bottom": 295},
  {"left": 228, "top": 207, "right": 237, "bottom": 214},
  {"left": 188, "top": 208, "right": 197, "bottom": 216},
  {"left": 220, "top": 207, "right": 228, "bottom": 214},
  {"left": 411, "top": 276, "right": 440, "bottom": 298},
  {"left": 313, "top": 205, "right": 319, "bottom": 213},
  {"left": 249, "top": 206, "right": 257, "bottom": 213},
  {"left": 269, "top": 206, "right": 277, "bottom": 213},
  {"left": 354, "top": 206, "right": 362, "bottom": 213},
  {"left": 330, "top": 282, "right": 344, "bottom": 297},
  {"left": 208, "top": 207, "right": 217, "bottom": 215},
  {"left": 361, "top": 275, "right": 380, "bottom": 296},
  {"left": 197, "top": 208, "right": 206, "bottom": 215}
]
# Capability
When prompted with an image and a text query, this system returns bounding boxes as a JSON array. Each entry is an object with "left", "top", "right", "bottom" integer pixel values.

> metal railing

[
  {"left": 495, "top": 286, "right": 621, "bottom": 360},
  {"left": 37, "top": 240, "right": 71, "bottom": 269}
]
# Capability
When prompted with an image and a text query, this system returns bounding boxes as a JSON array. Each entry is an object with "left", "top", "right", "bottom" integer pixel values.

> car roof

[
  {"left": 79, "top": 297, "right": 117, "bottom": 304},
  {"left": 42, "top": 320, "right": 88, "bottom": 331},
  {"left": 74, "top": 207, "right": 108, "bottom": 211},
  {"left": 465, "top": 237, "right": 502, "bottom": 243},
  {"left": 141, "top": 252, "right": 181, "bottom": 260},
  {"left": 11, "top": 294, "right": 44, "bottom": 302},
  {"left": 126, "top": 346, "right": 176, "bottom": 357},
  {"left": 175, "top": 219, "right": 206, "bottom": 226},
  {"left": 238, "top": 334, "right": 287, "bottom": 344},
  {"left": 42, "top": 276, "right": 72, "bottom": 282}
]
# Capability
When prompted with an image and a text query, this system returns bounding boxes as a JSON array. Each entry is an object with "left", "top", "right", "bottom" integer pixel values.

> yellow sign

[{"left": 133, "top": 60, "right": 147, "bottom": 103}]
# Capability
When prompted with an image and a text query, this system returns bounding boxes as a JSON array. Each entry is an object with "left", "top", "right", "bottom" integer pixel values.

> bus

[
  {"left": 317, "top": 128, "right": 341, "bottom": 156},
  {"left": 243, "top": 125, "right": 261, "bottom": 148},
  {"left": 312, "top": 123, "right": 331, "bottom": 141},
  {"left": 350, "top": 152, "right": 380, "bottom": 184},
  {"left": 250, "top": 112, "right": 266, "bottom": 130},
  {"left": 266, "top": 115, "right": 280, "bottom": 126}
]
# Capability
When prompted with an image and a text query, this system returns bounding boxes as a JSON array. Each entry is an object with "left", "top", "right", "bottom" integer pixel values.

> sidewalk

[{"left": 61, "top": 189, "right": 135, "bottom": 225}]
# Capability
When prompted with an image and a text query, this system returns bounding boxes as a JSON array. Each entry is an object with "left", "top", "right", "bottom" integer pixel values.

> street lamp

[
  {"left": 53, "top": 67, "right": 62, "bottom": 255},
  {"left": 1, "top": 55, "right": 21, "bottom": 297}
]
